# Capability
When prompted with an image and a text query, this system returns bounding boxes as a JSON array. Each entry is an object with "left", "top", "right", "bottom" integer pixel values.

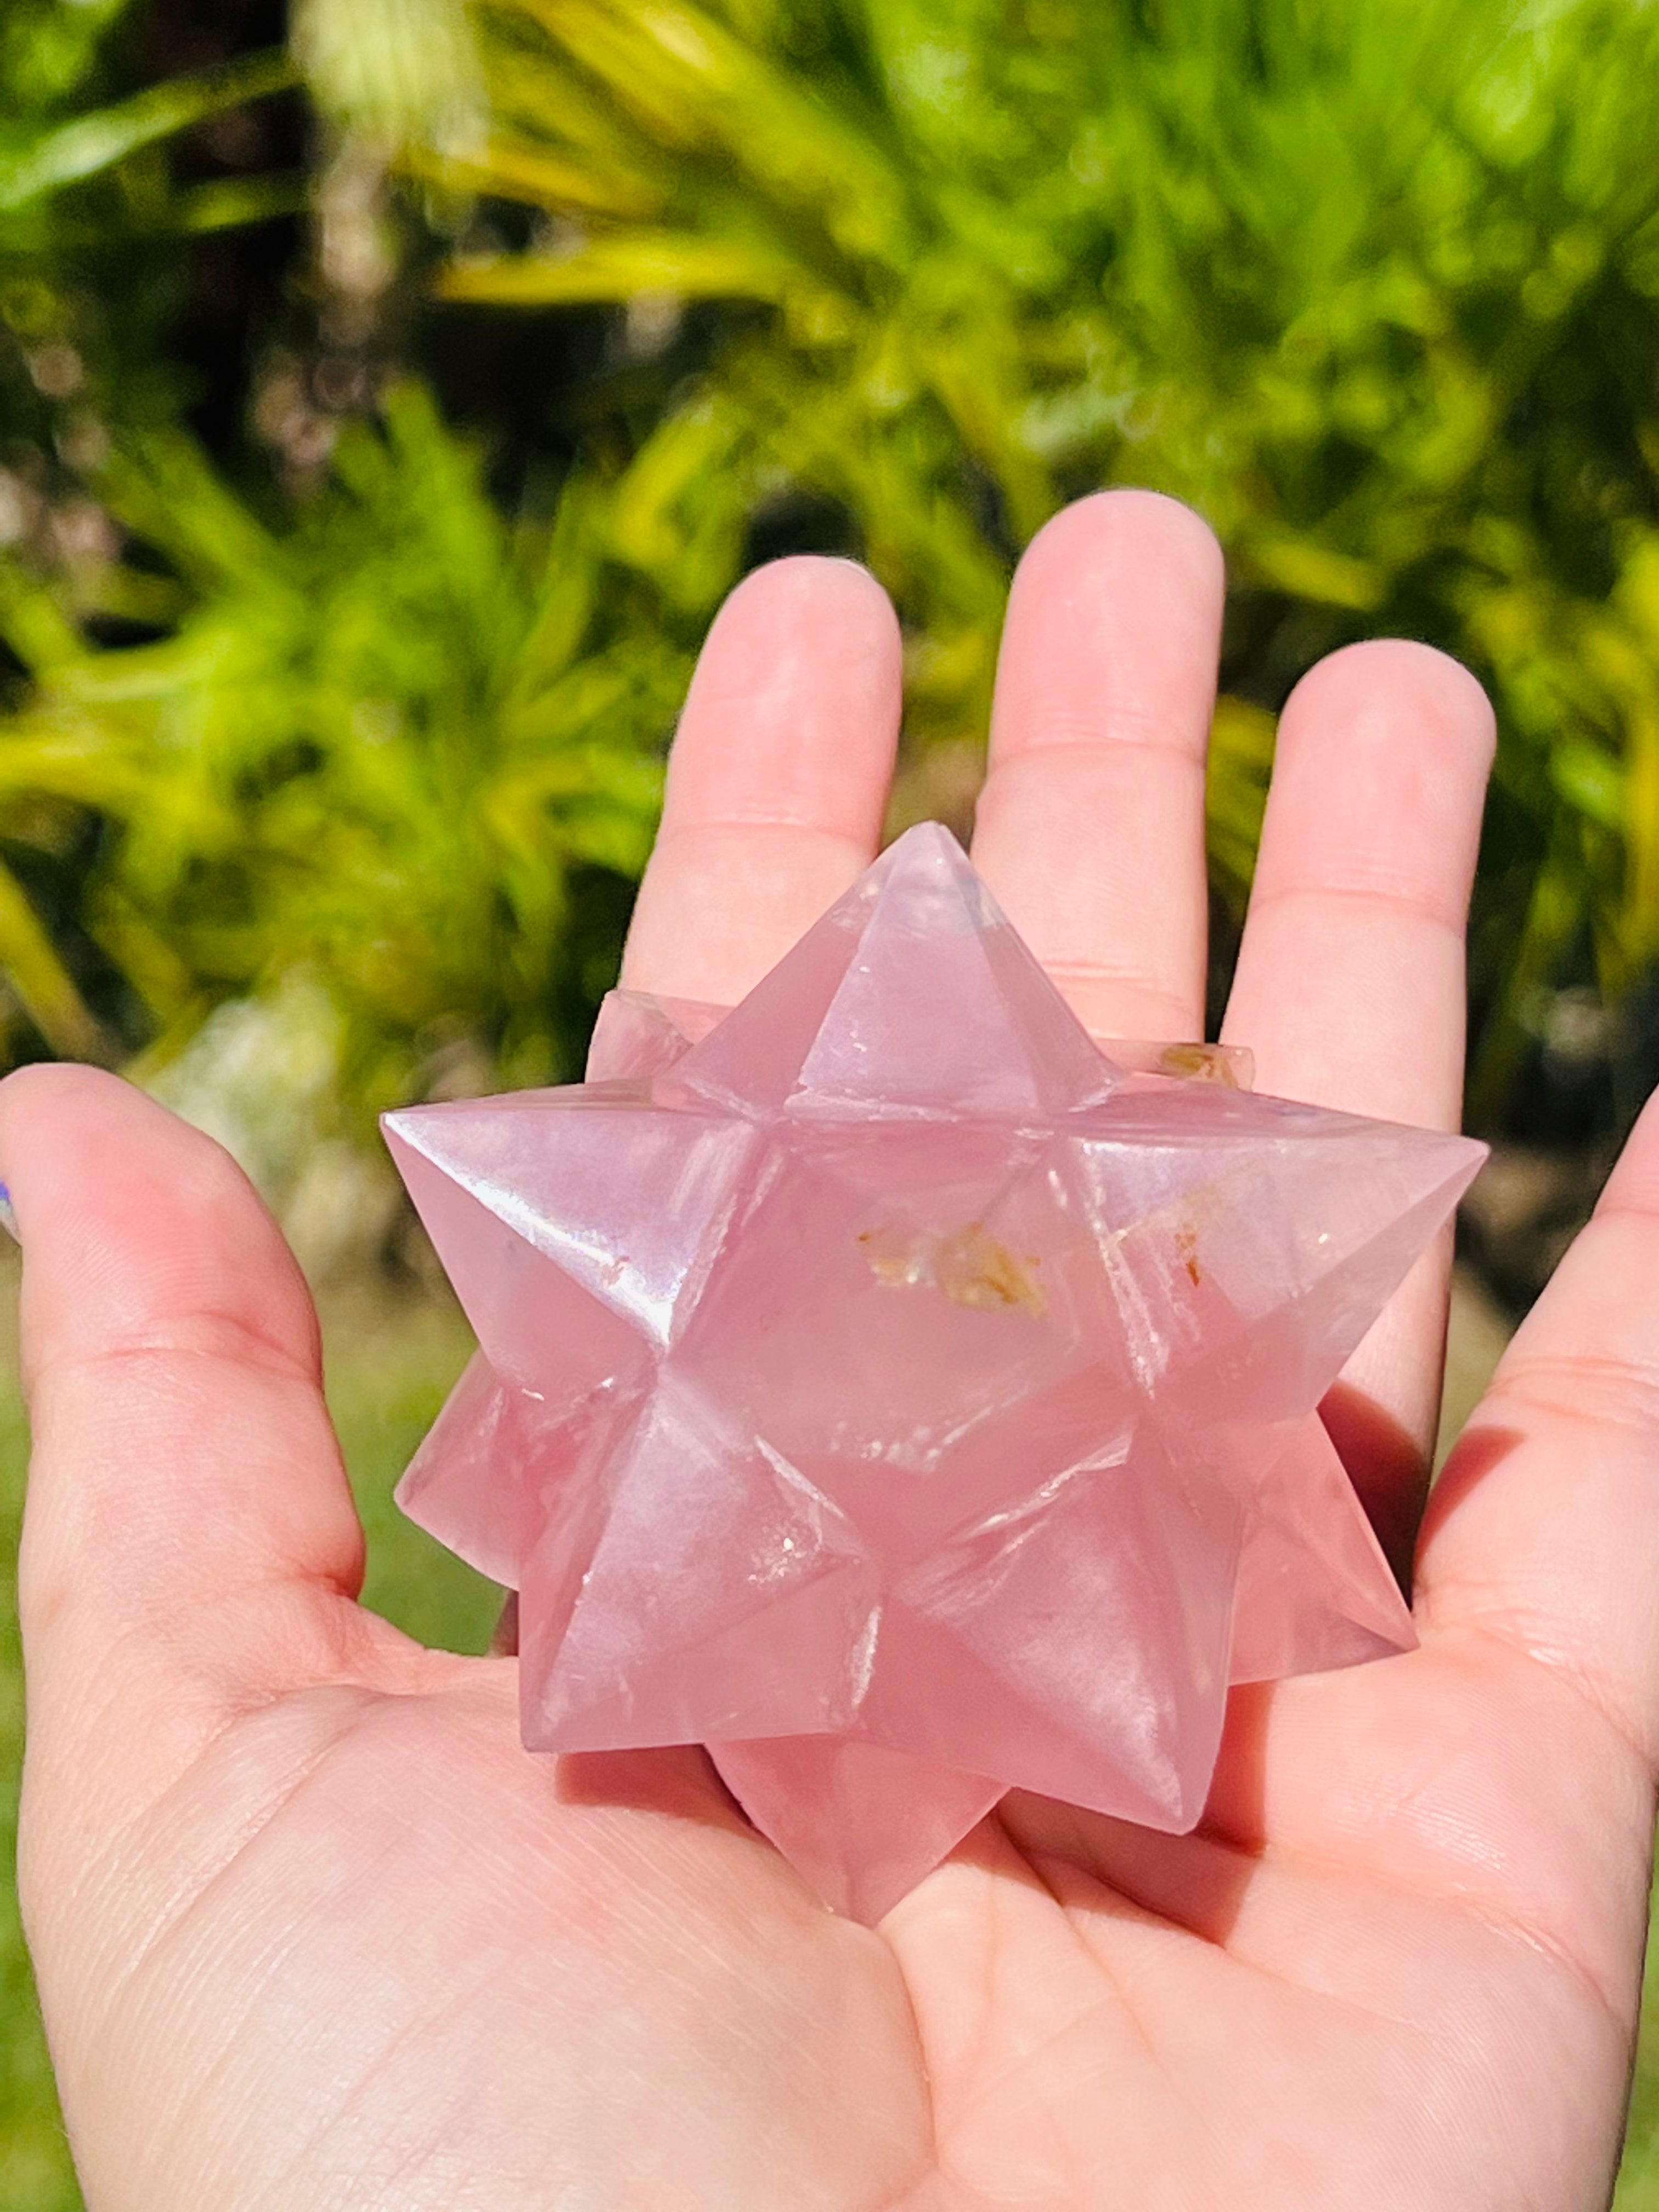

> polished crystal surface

[{"left": 386, "top": 825, "right": 1483, "bottom": 1921}]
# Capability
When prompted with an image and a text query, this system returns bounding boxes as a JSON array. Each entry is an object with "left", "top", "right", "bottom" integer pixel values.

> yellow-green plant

[
  {"left": 0, "top": 0, "right": 313, "bottom": 1077},
  {"left": 0, "top": 385, "right": 684, "bottom": 1114},
  {"left": 405, "top": 0, "right": 1659, "bottom": 1111},
  {"left": 1, "top": 4, "right": 301, "bottom": 415},
  {"left": 5, "top": 0, "right": 1659, "bottom": 1128}
]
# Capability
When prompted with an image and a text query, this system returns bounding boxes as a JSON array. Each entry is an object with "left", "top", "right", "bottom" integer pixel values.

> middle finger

[{"left": 970, "top": 489, "right": 1226, "bottom": 1042}]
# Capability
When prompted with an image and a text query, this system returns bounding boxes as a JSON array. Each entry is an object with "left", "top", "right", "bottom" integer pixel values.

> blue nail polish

[{"left": 0, "top": 1181, "right": 18, "bottom": 1244}]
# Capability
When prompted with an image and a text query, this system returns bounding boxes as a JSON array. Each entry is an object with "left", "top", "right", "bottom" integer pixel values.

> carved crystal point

[{"left": 386, "top": 825, "right": 1483, "bottom": 1919}]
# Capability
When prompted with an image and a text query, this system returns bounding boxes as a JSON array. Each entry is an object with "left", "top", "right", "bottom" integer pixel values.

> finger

[
  {"left": 3, "top": 1064, "right": 366, "bottom": 1720},
  {"left": 622, "top": 556, "right": 904, "bottom": 1004},
  {"left": 1415, "top": 1085, "right": 1659, "bottom": 1773},
  {"left": 1221, "top": 642, "right": 1494, "bottom": 1559},
  {"left": 970, "top": 489, "right": 1224, "bottom": 1040}
]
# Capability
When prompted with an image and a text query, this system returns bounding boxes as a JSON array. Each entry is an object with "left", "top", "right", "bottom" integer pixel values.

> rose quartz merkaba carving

[{"left": 385, "top": 826, "right": 1482, "bottom": 1920}]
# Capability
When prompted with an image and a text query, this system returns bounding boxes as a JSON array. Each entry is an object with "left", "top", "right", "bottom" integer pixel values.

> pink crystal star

[{"left": 385, "top": 826, "right": 1483, "bottom": 1920}]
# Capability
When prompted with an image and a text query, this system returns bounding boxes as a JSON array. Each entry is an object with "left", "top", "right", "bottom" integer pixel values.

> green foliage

[
  {"left": 0, "top": 384, "right": 682, "bottom": 1111},
  {"left": 2, "top": 0, "right": 1659, "bottom": 1122},
  {"left": 0, "top": 10, "right": 298, "bottom": 410},
  {"left": 1, "top": 0, "right": 136, "bottom": 140},
  {"left": 0, "top": 5, "right": 309, "bottom": 1077},
  {"left": 426, "top": 0, "right": 1659, "bottom": 1110},
  {"left": 0, "top": 49, "right": 298, "bottom": 222}
]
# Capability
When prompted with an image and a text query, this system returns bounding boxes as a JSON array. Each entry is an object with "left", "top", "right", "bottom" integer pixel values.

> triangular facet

[
  {"left": 384, "top": 1092, "right": 761, "bottom": 1348},
  {"left": 521, "top": 1385, "right": 876, "bottom": 1750},
  {"left": 585, "top": 989, "right": 725, "bottom": 1082},
  {"left": 1229, "top": 1412, "right": 1415, "bottom": 1680},
  {"left": 384, "top": 1128, "right": 649, "bottom": 1400},
  {"left": 869, "top": 1428, "right": 1240, "bottom": 1826},
  {"left": 663, "top": 870, "right": 877, "bottom": 1111},
  {"left": 396, "top": 1349, "right": 648, "bottom": 1597},
  {"left": 708, "top": 1736, "right": 1003, "bottom": 1923},
  {"left": 672, "top": 823, "right": 1116, "bottom": 1119},
  {"left": 395, "top": 1350, "right": 528, "bottom": 1587},
  {"left": 793, "top": 823, "right": 1116, "bottom": 1119},
  {"left": 1065, "top": 1097, "right": 1485, "bottom": 1418}
]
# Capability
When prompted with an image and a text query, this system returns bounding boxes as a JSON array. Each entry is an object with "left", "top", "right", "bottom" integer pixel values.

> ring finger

[{"left": 1222, "top": 639, "right": 1495, "bottom": 1562}]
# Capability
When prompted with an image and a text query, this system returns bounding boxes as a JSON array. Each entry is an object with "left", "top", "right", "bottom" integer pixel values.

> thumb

[{"left": 3, "top": 1065, "right": 370, "bottom": 1768}]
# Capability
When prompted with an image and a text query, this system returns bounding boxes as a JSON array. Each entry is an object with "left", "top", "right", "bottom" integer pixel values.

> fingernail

[{"left": 0, "top": 1181, "right": 18, "bottom": 1244}]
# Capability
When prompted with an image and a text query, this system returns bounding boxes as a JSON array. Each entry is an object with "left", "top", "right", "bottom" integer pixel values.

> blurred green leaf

[
  {"left": 0, "top": 856, "right": 102, "bottom": 1057},
  {"left": 7, "top": 0, "right": 1659, "bottom": 1137},
  {"left": 391, "top": 0, "right": 1659, "bottom": 1113},
  {"left": 0, "top": 48, "right": 298, "bottom": 214},
  {"left": 438, "top": 229, "right": 824, "bottom": 308},
  {"left": 0, "top": 382, "right": 687, "bottom": 1115}
]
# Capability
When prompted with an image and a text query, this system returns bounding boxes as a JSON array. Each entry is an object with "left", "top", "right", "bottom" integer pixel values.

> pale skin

[{"left": 8, "top": 489, "right": 1658, "bottom": 2210}]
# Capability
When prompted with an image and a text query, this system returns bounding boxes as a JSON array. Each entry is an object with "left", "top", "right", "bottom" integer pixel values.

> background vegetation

[
  {"left": 4, "top": 0, "right": 1659, "bottom": 1143},
  {"left": 4, "top": 0, "right": 1659, "bottom": 2202}
]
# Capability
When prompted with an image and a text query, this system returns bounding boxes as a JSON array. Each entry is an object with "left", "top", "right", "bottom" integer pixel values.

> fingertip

[
  {"left": 663, "top": 554, "right": 903, "bottom": 840},
  {"left": 690, "top": 554, "right": 901, "bottom": 702},
  {"left": 1019, "top": 488, "right": 1225, "bottom": 598},
  {"left": 1283, "top": 639, "right": 1497, "bottom": 769},
  {"left": 723, "top": 551, "right": 898, "bottom": 623},
  {"left": 0, "top": 1063, "right": 97, "bottom": 1242},
  {"left": 988, "top": 489, "right": 1225, "bottom": 778},
  {"left": 625, "top": 554, "right": 905, "bottom": 1004},
  {"left": 5, "top": 1063, "right": 373, "bottom": 1726},
  {"left": 0, "top": 1062, "right": 143, "bottom": 1238},
  {"left": 974, "top": 488, "right": 1223, "bottom": 1042},
  {"left": 1253, "top": 640, "right": 1495, "bottom": 933},
  {"left": 0, "top": 1055, "right": 125, "bottom": 1114}
]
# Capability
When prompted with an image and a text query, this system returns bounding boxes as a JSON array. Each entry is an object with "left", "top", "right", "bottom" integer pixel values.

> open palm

[{"left": 12, "top": 492, "right": 1656, "bottom": 2210}]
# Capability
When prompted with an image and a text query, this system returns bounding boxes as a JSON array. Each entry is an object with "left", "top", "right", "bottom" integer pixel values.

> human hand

[{"left": 9, "top": 491, "right": 1653, "bottom": 2209}]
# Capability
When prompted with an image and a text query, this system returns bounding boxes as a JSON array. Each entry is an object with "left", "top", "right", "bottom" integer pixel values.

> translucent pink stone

[{"left": 385, "top": 825, "right": 1482, "bottom": 1920}]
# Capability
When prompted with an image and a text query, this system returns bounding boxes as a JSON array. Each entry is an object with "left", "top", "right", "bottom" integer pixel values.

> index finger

[{"left": 622, "top": 556, "right": 904, "bottom": 1004}]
